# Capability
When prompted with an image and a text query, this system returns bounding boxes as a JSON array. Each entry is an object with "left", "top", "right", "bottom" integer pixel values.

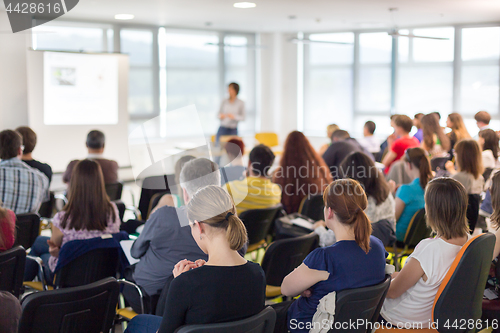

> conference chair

[
  {"left": 0, "top": 245, "right": 26, "bottom": 298},
  {"left": 146, "top": 191, "right": 171, "bottom": 219},
  {"left": 467, "top": 194, "right": 481, "bottom": 233},
  {"left": 261, "top": 232, "right": 319, "bottom": 298},
  {"left": 138, "top": 175, "right": 175, "bottom": 219},
  {"left": 38, "top": 191, "right": 55, "bottom": 218},
  {"left": 18, "top": 277, "right": 119, "bottom": 333},
  {"left": 105, "top": 181, "right": 124, "bottom": 201},
  {"left": 174, "top": 306, "right": 276, "bottom": 333},
  {"left": 255, "top": 132, "right": 279, "bottom": 147},
  {"left": 430, "top": 156, "right": 450, "bottom": 172},
  {"left": 385, "top": 209, "right": 430, "bottom": 271},
  {"left": 298, "top": 194, "right": 325, "bottom": 221},
  {"left": 328, "top": 275, "right": 391, "bottom": 333},
  {"left": 376, "top": 233, "right": 495, "bottom": 333},
  {"left": 239, "top": 204, "right": 283, "bottom": 253},
  {"left": 14, "top": 213, "right": 41, "bottom": 250}
]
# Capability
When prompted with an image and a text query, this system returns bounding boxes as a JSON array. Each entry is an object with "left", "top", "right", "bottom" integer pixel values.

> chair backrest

[
  {"left": 255, "top": 132, "right": 279, "bottom": 147},
  {"left": 239, "top": 205, "right": 282, "bottom": 246},
  {"left": 105, "top": 182, "right": 123, "bottom": 201},
  {"left": 14, "top": 213, "right": 40, "bottom": 250},
  {"left": 38, "top": 191, "right": 55, "bottom": 218},
  {"left": 175, "top": 306, "right": 276, "bottom": 333},
  {"left": 55, "top": 247, "right": 120, "bottom": 288},
  {"left": 432, "top": 233, "right": 495, "bottom": 332},
  {"left": 466, "top": 194, "right": 481, "bottom": 233},
  {"left": 146, "top": 191, "right": 170, "bottom": 219},
  {"left": 113, "top": 200, "right": 126, "bottom": 222},
  {"left": 298, "top": 194, "right": 325, "bottom": 221},
  {"left": 403, "top": 209, "right": 431, "bottom": 247},
  {"left": 430, "top": 156, "right": 450, "bottom": 172},
  {"left": 329, "top": 275, "right": 392, "bottom": 333},
  {"left": 18, "top": 277, "right": 119, "bottom": 333},
  {"left": 483, "top": 167, "right": 494, "bottom": 183},
  {"left": 261, "top": 232, "right": 319, "bottom": 286},
  {"left": 0, "top": 245, "right": 26, "bottom": 298},
  {"left": 138, "top": 175, "right": 175, "bottom": 219}
]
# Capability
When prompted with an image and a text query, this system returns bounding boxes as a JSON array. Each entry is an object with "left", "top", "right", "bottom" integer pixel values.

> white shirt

[
  {"left": 218, "top": 98, "right": 245, "bottom": 129},
  {"left": 381, "top": 237, "right": 467, "bottom": 328},
  {"left": 359, "top": 136, "right": 381, "bottom": 154},
  {"left": 482, "top": 149, "right": 499, "bottom": 169}
]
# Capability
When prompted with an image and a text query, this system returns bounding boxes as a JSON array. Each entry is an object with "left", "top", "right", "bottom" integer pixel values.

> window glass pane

[
  {"left": 166, "top": 32, "right": 219, "bottom": 67},
  {"left": 397, "top": 66, "right": 453, "bottom": 115},
  {"left": 462, "top": 27, "right": 500, "bottom": 61},
  {"left": 358, "top": 67, "right": 391, "bottom": 112},
  {"left": 460, "top": 65, "right": 499, "bottom": 114},
  {"left": 120, "top": 29, "right": 153, "bottom": 66},
  {"left": 224, "top": 36, "right": 247, "bottom": 66},
  {"left": 107, "top": 29, "right": 114, "bottom": 52},
  {"left": 128, "top": 68, "right": 155, "bottom": 116},
  {"left": 359, "top": 33, "right": 392, "bottom": 64},
  {"left": 398, "top": 30, "right": 409, "bottom": 62},
  {"left": 413, "top": 27, "right": 454, "bottom": 62},
  {"left": 352, "top": 115, "right": 393, "bottom": 139},
  {"left": 309, "top": 33, "right": 354, "bottom": 65},
  {"left": 34, "top": 25, "right": 104, "bottom": 52},
  {"left": 304, "top": 68, "right": 353, "bottom": 134}
]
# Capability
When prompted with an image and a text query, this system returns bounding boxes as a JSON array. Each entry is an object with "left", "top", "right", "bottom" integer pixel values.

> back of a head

[
  {"left": 421, "top": 113, "right": 450, "bottom": 151},
  {"left": 86, "top": 130, "right": 105, "bottom": 149},
  {"left": 187, "top": 185, "right": 248, "bottom": 251},
  {"left": 394, "top": 115, "right": 413, "bottom": 133},
  {"left": 340, "top": 152, "right": 389, "bottom": 205},
  {"left": 364, "top": 121, "right": 376, "bottom": 135},
  {"left": 226, "top": 138, "right": 245, "bottom": 159},
  {"left": 15, "top": 126, "right": 37, "bottom": 154},
  {"left": 331, "top": 129, "right": 350, "bottom": 141},
  {"left": 249, "top": 144, "right": 275, "bottom": 177},
  {"left": 0, "top": 291, "right": 22, "bottom": 333},
  {"left": 179, "top": 158, "right": 221, "bottom": 197},
  {"left": 0, "top": 130, "right": 22, "bottom": 160},
  {"left": 282, "top": 131, "right": 316, "bottom": 165},
  {"left": 323, "top": 179, "right": 372, "bottom": 253},
  {"left": 326, "top": 124, "right": 340, "bottom": 137},
  {"left": 405, "top": 147, "right": 432, "bottom": 189},
  {"left": 475, "top": 111, "right": 491, "bottom": 125},
  {"left": 479, "top": 129, "right": 499, "bottom": 159},
  {"left": 175, "top": 155, "right": 196, "bottom": 184},
  {"left": 454, "top": 139, "right": 483, "bottom": 179},
  {"left": 425, "top": 177, "right": 469, "bottom": 238},
  {"left": 414, "top": 113, "right": 424, "bottom": 121}
]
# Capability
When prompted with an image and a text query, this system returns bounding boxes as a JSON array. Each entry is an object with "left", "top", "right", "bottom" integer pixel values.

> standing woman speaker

[{"left": 216, "top": 82, "right": 245, "bottom": 144}]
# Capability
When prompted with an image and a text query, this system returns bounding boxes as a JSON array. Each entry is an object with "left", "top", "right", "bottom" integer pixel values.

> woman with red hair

[{"left": 273, "top": 131, "right": 332, "bottom": 214}]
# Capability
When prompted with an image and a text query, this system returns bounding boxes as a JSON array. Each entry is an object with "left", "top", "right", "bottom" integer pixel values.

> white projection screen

[{"left": 27, "top": 51, "right": 130, "bottom": 172}]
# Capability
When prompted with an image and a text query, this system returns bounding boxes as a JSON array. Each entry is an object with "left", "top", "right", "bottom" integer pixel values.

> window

[
  {"left": 33, "top": 24, "right": 111, "bottom": 53},
  {"left": 303, "top": 33, "right": 354, "bottom": 135}
]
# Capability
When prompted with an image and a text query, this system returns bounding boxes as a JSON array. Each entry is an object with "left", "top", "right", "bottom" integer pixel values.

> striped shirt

[
  {"left": 225, "top": 176, "right": 282, "bottom": 215},
  {"left": 0, "top": 158, "right": 49, "bottom": 214}
]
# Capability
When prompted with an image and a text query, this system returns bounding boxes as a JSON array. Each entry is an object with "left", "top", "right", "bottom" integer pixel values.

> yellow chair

[{"left": 255, "top": 132, "right": 279, "bottom": 147}]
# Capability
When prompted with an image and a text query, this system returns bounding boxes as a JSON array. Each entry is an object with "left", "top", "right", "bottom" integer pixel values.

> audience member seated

[
  {"left": 318, "top": 124, "right": 339, "bottom": 156},
  {"left": 445, "top": 139, "right": 484, "bottom": 196},
  {"left": 63, "top": 130, "right": 119, "bottom": 184},
  {"left": 275, "top": 179, "right": 386, "bottom": 333},
  {"left": 420, "top": 113, "right": 450, "bottom": 158},
  {"left": 16, "top": 126, "right": 53, "bottom": 184},
  {"left": 382, "top": 115, "right": 420, "bottom": 174},
  {"left": 475, "top": 110, "right": 491, "bottom": 132},
  {"left": 0, "top": 203, "right": 16, "bottom": 252},
  {"left": 489, "top": 172, "right": 500, "bottom": 260},
  {"left": 478, "top": 129, "right": 500, "bottom": 170},
  {"left": 394, "top": 148, "right": 432, "bottom": 242},
  {"left": 150, "top": 155, "right": 196, "bottom": 214},
  {"left": 127, "top": 158, "right": 219, "bottom": 312},
  {"left": 446, "top": 112, "right": 471, "bottom": 151},
  {"left": 125, "top": 185, "right": 266, "bottom": 333},
  {"left": 0, "top": 291, "right": 22, "bottom": 333},
  {"left": 272, "top": 131, "right": 332, "bottom": 214},
  {"left": 220, "top": 138, "right": 246, "bottom": 185},
  {"left": 413, "top": 113, "right": 424, "bottom": 143},
  {"left": 381, "top": 178, "right": 470, "bottom": 328},
  {"left": 313, "top": 152, "right": 396, "bottom": 247},
  {"left": 24, "top": 160, "right": 120, "bottom": 283},
  {"left": 359, "top": 121, "right": 381, "bottom": 154},
  {"left": 378, "top": 114, "right": 400, "bottom": 162},
  {"left": 0, "top": 130, "right": 49, "bottom": 214},
  {"left": 225, "top": 144, "right": 281, "bottom": 215},
  {"left": 322, "top": 129, "right": 371, "bottom": 178}
]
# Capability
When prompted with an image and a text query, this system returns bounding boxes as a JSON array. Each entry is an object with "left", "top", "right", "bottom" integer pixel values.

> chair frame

[{"left": 0, "top": 245, "right": 26, "bottom": 298}]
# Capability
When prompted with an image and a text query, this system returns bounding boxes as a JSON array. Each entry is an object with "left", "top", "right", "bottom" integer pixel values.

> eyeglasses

[{"left": 405, "top": 148, "right": 413, "bottom": 163}]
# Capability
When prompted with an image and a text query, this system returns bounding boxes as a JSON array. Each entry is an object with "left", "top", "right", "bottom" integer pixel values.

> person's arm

[
  {"left": 382, "top": 150, "right": 397, "bottom": 168},
  {"left": 445, "top": 161, "right": 457, "bottom": 175},
  {"left": 130, "top": 214, "right": 158, "bottom": 259},
  {"left": 47, "top": 224, "right": 64, "bottom": 258},
  {"left": 386, "top": 257, "right": 425, "bottom": 299},
  {"left": 493, "top": 227, "right": 500, "bottom": 260},
  {"left": 158, "top": 275, "right": 190, "bottom": 333},
  {"left": 233, "top": 101, "right": 245, "bottom": 121},
  {"left": 395, "top": 198, "right": 406, "bottom": 222},
  {"left": 281, "top": 263, "right": 329, "bottom": 297},
  {"left": 218, "top": 101, "right": 225, "bottom": 120}
]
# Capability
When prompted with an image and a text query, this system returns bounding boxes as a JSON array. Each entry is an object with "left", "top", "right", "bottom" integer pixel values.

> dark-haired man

[
  {"left": 359, "top": 121, "right": 381, "bottom": 155},
  {"left": 16, "top": 126, "right": 53, "bottom": 184},
  {"left": 0, "top": 130, "right": 49, "bottom": 214},
  {"left": 225, "top": 144, "right": 281, "bottom": 215},
  {"left": 382, "top": 115, "right": 419, "bottom": 174},
  {"left": 63, "top": 130, "right": 118, "bottom": 184}
]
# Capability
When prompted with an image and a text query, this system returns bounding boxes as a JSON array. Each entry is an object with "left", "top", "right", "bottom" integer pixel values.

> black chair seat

[{"left": 0, "top": 245, "right": 26, "bottom": 297}]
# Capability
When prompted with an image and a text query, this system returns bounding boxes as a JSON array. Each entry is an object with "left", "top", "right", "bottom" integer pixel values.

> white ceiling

[{"left": 3, "top": 0, "right": 500, "bottom": 32}]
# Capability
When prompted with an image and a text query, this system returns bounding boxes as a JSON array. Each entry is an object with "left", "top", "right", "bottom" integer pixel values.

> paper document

[{"left": 121, "top": 240, "right": 140, "bottom": 265}]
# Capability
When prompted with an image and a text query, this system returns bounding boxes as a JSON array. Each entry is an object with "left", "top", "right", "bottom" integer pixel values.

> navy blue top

[{"left": 287, "top": 236, "right": 386, "bottom": 332}]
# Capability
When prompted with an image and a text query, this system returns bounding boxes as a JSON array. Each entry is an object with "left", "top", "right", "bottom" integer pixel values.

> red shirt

[
  {"left": 385, "top": 136, "right": 420, "bottom": 174},
  {"left": 0, "top": 210, "right": 16, "bottom": 252}
]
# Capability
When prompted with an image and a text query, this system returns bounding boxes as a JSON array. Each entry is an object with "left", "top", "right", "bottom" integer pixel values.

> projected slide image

[{"left": 43, "top": 52, "right": 119, "bottom": 125}]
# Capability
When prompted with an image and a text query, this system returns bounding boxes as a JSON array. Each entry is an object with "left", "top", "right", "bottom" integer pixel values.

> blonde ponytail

[
  {"left": 353, "top": 210, "right": 372, "bottom": 254},
  {"left": 226, "top": 214, "right": 248, "bottom": 251}
]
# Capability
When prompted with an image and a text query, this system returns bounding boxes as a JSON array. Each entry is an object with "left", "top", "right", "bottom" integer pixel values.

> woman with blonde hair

[
  {"left": 125, "top": 185, "right": 266, "bottom": 333},
  {"left": 446, "top": 113, "right": 471, "bottom": 150},
  {"left": 420, "top": 113, "right": 450, "bottom": 157}
]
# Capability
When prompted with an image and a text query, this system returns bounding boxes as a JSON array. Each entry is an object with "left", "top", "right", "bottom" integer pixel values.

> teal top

[{"left": 395, "top": 178, "right": 425, "bottom": 241}]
